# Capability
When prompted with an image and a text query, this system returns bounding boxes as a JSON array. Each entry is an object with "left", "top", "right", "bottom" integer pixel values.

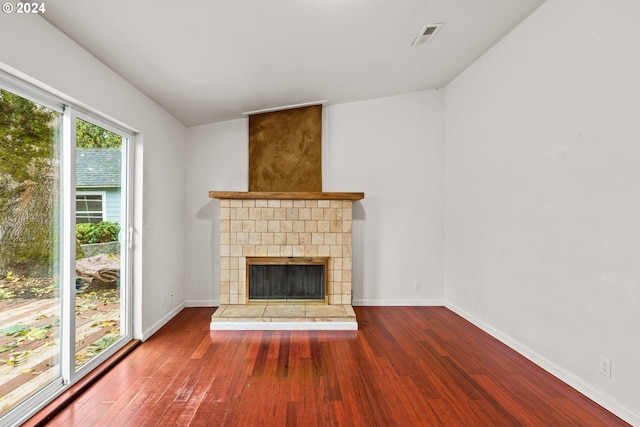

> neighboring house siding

[
  {"left": 105, "top": 188, "right": 121, "bottom": 223},
  {"left": 76, "top": 148, "right": 122, "bottom": 224}
]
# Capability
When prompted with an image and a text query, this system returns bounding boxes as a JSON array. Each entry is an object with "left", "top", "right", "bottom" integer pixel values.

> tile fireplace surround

[{"left": 209, "top": 191, "right": 364, "bottom": 330}]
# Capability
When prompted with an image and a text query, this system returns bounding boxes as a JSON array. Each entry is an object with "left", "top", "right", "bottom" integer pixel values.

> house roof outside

[{"left": 76, "top": 148, "right": 121, "bottom": 188}]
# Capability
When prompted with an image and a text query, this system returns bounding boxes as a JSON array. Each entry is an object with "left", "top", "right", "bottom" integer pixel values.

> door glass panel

[
  {"left": 0, "top": 89, "right": 61, "bottom": 416},
  {"left": 74, "top": 118, "right": 125, "bottom": 370}
]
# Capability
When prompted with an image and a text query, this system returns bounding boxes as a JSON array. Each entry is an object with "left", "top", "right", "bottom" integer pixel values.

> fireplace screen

[{"left": 247, "top": 257, "right": 328, "bottom": 303}]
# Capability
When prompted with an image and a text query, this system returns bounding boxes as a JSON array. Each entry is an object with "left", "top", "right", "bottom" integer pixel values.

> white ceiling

[{"left": 43, "top": 0, "right": 545, "bottom": 126}]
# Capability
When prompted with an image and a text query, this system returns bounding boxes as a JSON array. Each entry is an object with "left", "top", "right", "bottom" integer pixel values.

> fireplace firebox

[{"left": 247, "top": 257, "right": 328, "bottom": 303}]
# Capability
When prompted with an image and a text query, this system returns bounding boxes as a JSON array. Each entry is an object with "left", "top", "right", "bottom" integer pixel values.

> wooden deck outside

[{"left": 0, "top": 293, "right": 119, "bottom": 416}]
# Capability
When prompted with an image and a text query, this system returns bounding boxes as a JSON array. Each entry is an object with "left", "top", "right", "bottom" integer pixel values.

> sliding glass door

[
  {"left": 0, "top": 88, "right": 62, "bottom": 417},
  {"left": 73, "top": 116, "right": 130, "bottom": 372},
  {"left": 0, "top": 80, "right": 133, "bottom": 426}
]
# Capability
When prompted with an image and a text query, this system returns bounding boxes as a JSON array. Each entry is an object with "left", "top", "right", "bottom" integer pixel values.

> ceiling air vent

[{"left": 411, "top": 22, "right": 443, "bottom": 46}]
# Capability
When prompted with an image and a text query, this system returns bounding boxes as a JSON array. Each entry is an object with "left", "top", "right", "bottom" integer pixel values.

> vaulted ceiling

[{"left": 43, "top": 0, "right": 546, "bottom": 126}]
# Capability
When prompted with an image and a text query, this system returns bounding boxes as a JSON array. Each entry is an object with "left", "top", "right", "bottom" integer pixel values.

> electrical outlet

[
  {"left": 170, "top": 290, "right": 174, "bottom": 301},
  {"left": 413, "top": 281, "right": 421, "bottom": 291},
  {"left": 600, "top": 357, "right": 612, "bottom": 378}
]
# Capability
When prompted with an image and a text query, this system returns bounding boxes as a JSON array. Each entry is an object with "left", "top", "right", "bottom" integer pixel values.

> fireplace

[
  {"left": 247, "top": 257, "right": 328, "bottom": 303},
  {"left": 208, "top": 192, "right": 363, "bottom": 330}
]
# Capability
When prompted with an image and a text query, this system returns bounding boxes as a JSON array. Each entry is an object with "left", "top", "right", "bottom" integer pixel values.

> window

[
  {"left": 76, "top": 192, "right": 106, "bottom": 223},
  {"left": 0, "top": 72, "right": 133, "bottom": 426}
]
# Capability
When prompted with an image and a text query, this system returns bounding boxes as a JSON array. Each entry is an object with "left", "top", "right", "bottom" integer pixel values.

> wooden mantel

[{"left": 209, "top": 191, "right": 364, "bottom": 201}]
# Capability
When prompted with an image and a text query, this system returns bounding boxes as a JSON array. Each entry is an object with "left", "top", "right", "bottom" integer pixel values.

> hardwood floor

[{"left": 36, "top": 307, "right": 628, "bottom": 426}]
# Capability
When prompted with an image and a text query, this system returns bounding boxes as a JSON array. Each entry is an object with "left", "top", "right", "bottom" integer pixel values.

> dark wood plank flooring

[{"left": 39, "top": 307, "right": 629, "bottom": 426}]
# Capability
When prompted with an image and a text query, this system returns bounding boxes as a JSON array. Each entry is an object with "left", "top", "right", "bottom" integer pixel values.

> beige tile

[
  {"left": 281, "top": 200, "right": 293, "bottom": 208},
  {"left": 255, "top": 200, "right": 268, "bottom": 208},
  {"left": 230, "top": 200, "right": 243, "bottom": 208},
  {"left": 342, "top": 245, "right": 352, "bottom": 257},
  {"left": 242, "top": 220, "right": 255, "bottom": 232},
  {"left": 268, "top": 200, "right": 281, "bottom": 208},
  {"left": 242, "top": 200, "right": 255, "bottom": 208},
  {"left": 298, "top": 208, "right": 311, "bottom": 220},
  {"left": 249, "top": 207, "right": 262, "bottom": 220},
  {"left": 323, "top": 208, "right": 336, "bottom": 220},
  {"left": 292, "top": 200, "right": 306, "bottom": 208},
  {"left": 299, "top": 232, "right": 312, "bottom": 244},
  {"left": 331, "top": 270, "right": 342, "bottom": 282},
  {"left": 312, "top": 317, "right": 357, "bottom": 323},
  {"left": 343, "top": 305, "right": 356, "bottom": 317},
  {"left": 318, "top": 200, "right": 331, "bottom": 208},
  {"left": 264, "top": 305, "right": 306, "bottom": 318},
  {"left": 311, "top": 208, "right": 324, "bottom": 221},
  {"left": 305, "top": 305, "right": 347, "bottom": 318},
  {"left": 286, "top": 208, "right": 298, "bottom": 220},
  {"left": 280, "top": 245, "right": 293, "bottom": 257},
  {"left": 220, "top": 257, "right": 230, "bottom": 269},
  {"left": 236, "top": 207, "right": 249, "bottom": 219},
  {"left": 274, "top": 208, "right": 286, "bottom": 220},
  {"left": 268, "top": 220, "right": 281, "bottom": 232},
  {"left": 220, "top": 281, "right": 230, "bottom": 294},
  {"left": 221, "top": 304, "right": 266, "bottom": 318},
  {"left": 261, "top": 207, "right": 274, "bottom": 220},
  {"left": 262, "top": 233, "right": 274, "bottom": 245},
  {"left": 248, "top": 232, "right": 262, "bottom": 244},
  {"left": 255, "top": 220, "right": 268, "bottom": 232},
  {"left": 305, "top": 200, "right": 317, "bottom": 208},
  {"left": 305, "top": 221, "right": 318, "bottom": 233},
  {"left": 330, "top": 245, "right": 342, "bottom": 258},
  {"left": 268, "top": 245, "right": 280, "bottom": 256},
  {"left": 292, "top": 245, "right": 305, "bottom": 257},
  {"left": 292, "top": 220, "right": 305, "bottom": 232},
  {"left": 271, "top": 317, "right": 309, "bottom": 323}
]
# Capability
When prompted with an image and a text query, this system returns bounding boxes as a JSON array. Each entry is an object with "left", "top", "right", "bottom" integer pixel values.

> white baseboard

[
  {"left": 352, "top": 299, "right": 444, "bottom": 306},
  {"left": 445, "top": 302, "right": 640, "bottom": 427},
  {"left": 141, "top": 302, "right": 185, "bottom": 341},
  {"left": 185, "top": 299, "right": 217, "bottom": 307}
]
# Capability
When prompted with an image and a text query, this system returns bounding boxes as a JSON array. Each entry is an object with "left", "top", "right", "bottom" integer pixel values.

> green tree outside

[{"left": 0, "top": 90, "right": 121, "bottom": 274}]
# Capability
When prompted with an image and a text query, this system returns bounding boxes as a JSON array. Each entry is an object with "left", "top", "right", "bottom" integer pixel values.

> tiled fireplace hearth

[{"left": 209, "top": 191, "right": 363, "bottom": 330}]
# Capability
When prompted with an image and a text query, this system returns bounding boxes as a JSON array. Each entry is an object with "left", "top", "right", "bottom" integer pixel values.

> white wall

[
  {"left": 444, "top": 0, "right": 640, "bottom": 423},
  {"left": 184, "top": 90, "right": 445, "bottom": 306},
  {"left": 0, "top": 15, "right": 187, "bottom": 339},
  {"left": 325, "top": 91, "right": 444, "bottom": 305},
  {"left": 185, "top": 119, "right": 247, "bottom": 306}
]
